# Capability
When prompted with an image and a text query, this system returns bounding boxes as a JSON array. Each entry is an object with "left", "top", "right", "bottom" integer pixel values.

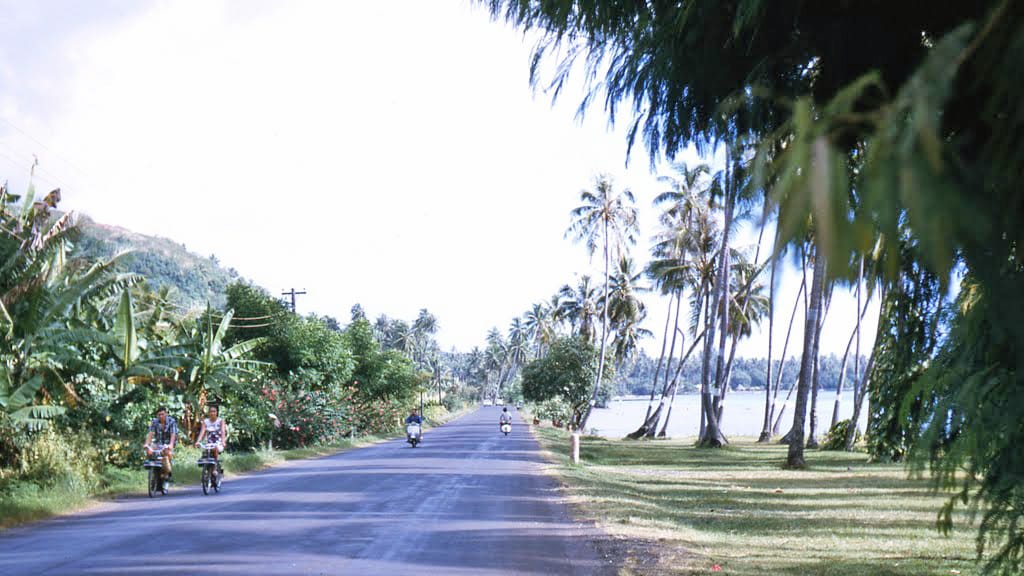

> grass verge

[{"left": 531, "top": 425, "right": 980, "bottom": 576}]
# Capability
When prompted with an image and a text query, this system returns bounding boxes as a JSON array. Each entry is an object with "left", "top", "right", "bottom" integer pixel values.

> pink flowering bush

[{"left": 261, "top": 381, "right": 353, "bottom": 449}]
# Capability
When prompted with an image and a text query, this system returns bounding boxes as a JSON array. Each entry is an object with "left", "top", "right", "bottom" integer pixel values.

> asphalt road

[{"left": 0, "top": 407, "right": 612, "bottom": 575}]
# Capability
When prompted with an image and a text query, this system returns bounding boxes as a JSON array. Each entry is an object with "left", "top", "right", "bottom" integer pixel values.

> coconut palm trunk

[
  {"left": 758, "top": 228, "right": 781, "bottom": 442},
  {"left": 654, "top": 324, "right": 706, "bottom": 436},
  {"left": 579, "top": 219, "right": 612, "bottom": 432},
  {"left": 786, "top": 244, "right": 826, "bottom": 468},
  {"left": 806, "top": 288, "right": 830, "bottom": 448},
  {"left": 644, "top": 292, "right": 675, "bottom": 422},
  {"left": 844, "top": 284, "right": 887, "bottom": 450},
  {"left": 628, "top": 290, "right": 683, "bottom": 438},
  {"left": 764, "top": 275, "right": 805, "bottom": 438},
  {"left": 718, "top": 212, "right": 768, "bottom": 427},
  {"left": 831, "top": 281, "right": 871, "bottom": 427},
  {"left": 700, "top": 190, "right": 734, "bottom": 447}
]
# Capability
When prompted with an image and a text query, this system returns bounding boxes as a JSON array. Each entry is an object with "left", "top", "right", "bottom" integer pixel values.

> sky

[{"left": 0, "top": 0, "right": 878, "bottom": 360}]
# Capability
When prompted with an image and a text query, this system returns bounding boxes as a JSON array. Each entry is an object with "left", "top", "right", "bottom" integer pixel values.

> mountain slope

[{"left": 75, "top": 215, "right": 240, "bottom": 309}]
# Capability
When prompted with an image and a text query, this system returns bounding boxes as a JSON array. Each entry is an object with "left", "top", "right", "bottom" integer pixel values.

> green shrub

[
  {"left": 422, "top": 404, "right": 450, "bottom": 425},
  {"left": 18, "top": 428, "right": 103, "bottom": 491},
  {"left": 0, "top": 413, "right": 26, "bottom": 470},
  {"left": 821, "top": 419, "right": 861, "bottom": 451}
]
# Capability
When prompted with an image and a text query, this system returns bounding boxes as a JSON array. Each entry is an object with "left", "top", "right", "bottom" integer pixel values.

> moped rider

[
  {"left": 143, "top": 406, "right": 177, "bottom": 491},
  {"left": 405, "top": 409, "right": 423, "bottom": 425},
  {"left": 195, "top": 404, "right": 227, "bottom": 479},
  {"left": 499, "top": 407, "right": 513, "bottom": 429}
]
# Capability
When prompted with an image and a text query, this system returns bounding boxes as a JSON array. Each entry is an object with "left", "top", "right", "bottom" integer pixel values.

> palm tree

[
  {"left": 523, "top": 302, "right": 555, "bottom": 359},
  {"left": 412, "top": 308, "right": 438, "bottom": 367},
  {"left": 605, "top": 256, "right": 649, "bottom": 363},
  {"left": 629, "top": 182, "right": 716, "bottom": 438},
  {"left": 505, "top": 318, "right": 530, "bottom": 386},
  {"left": 557, "top": 276, "right": 600, "bottom": 344},
  {"left": 714, "top": 251, "right": 770, "bottom": 424},
  {"left": 484, "top": 328, "right": 508, "bottom": 401},
  {"left": 566, "top": 175, "right": 639, "bottom": 431}
]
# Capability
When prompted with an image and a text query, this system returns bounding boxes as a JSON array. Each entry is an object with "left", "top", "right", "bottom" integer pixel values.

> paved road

[{"left": 0, "top": 408, "right": 612, "bottom": 575}]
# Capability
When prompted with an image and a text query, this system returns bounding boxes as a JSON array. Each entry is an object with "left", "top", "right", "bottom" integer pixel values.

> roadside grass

[
  {"left": 0, "top": 405, "right": 473, "bottom": 532},
  {"left": 533, "top": 426, "right": 981, "bottom": 576}
]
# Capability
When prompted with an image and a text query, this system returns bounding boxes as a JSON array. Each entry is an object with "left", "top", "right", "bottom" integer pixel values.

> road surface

[{"left": 0, "top": 407, "right": 612, "bottom": 575}]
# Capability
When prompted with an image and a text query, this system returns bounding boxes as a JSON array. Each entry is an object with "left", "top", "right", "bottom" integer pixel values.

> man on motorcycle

[
  {"left": 143, "top": 406, "right": 177, "bottom": 490},
  {"left": 405, "top": 409, "right": 423, "bottom": 425},
  {"left": 499, "top": 407, "right": 513, "bottom": 428}
]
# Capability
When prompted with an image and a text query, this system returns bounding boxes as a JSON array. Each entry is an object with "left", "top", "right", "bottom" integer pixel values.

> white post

[{"left": 570, "top": 432, "right": 581, "bottom": 465}]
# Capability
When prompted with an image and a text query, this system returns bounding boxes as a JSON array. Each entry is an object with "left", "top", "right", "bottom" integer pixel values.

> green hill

[{"left": 75, "top": 215, "right": 241, "bottom": 309}]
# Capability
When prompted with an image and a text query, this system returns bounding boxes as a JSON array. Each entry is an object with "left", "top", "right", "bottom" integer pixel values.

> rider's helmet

[{"left": 503, "top": 407, "right": 508, "bottom": 412}]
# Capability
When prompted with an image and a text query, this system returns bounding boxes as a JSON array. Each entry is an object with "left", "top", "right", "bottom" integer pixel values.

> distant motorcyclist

[
  {"left": 143, "top": 406, "right": 177, "bottom": 490},
  {"left": 499, "top": 407, "right": 513, "bottom": 427}
]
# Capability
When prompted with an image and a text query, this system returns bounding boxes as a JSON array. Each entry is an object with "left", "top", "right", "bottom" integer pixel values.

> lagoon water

[{"left": 587, "top": 390, "right": 868, "bottom": 439}]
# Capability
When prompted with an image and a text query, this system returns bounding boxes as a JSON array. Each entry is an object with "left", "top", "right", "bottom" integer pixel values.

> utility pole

[{"left": 281, "top": 288, "right": 307, "bottom": 313}]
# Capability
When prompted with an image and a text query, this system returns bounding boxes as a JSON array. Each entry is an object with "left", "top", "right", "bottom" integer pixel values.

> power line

[{"left": 0, "top": 116, "right": 92, "bottom": 180}]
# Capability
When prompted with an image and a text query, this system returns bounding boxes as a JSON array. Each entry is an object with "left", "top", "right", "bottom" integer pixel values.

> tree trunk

[
  {"left": 806, "top": 352, "right": 822, "bottom": 448},
  {"left": 579, "top": 217, "right": 612, "bottom": 432},
  {"left": 627, "top": 292, "right": 683, "bottom": 439},
  {"left": 656, "top": 326, "right": 705, "bottom": 437},
  {"left": 657, "top": 282, "right": 706, "bottom": 438},
  {"left": 774, "top": 368, "right": 804, "bottom": 435},
  {"left": 643, "top": 291, "right": 675, "bottom": 423},
  {"left": 765, "top": 274, "right": 805, "bottom": 438},
  {"left": 844, "top": 285, "right": 886, "bottom": 451},
  {"left": 786, "top": 245, "right": 826, "bottom": 468},
  {"left": 830, "top": 322, "right": 856, "bottom": 429},
  {"left": 698, "top": 279, "right": 712, "bottom": 440},
  {"left": 844, "top": 352, "right": 877, "bottom": 451},
  {"left": 806, "top": 285, "right": 828, "bottom": 448},
  {"left": 759, "top": 227, "right": 779, "bottom": 442},
  {"left": 717, "top": 326, "right": 742, "bottom": 424},
  {"left": 777, "top": 247, "right": 812, "bottom": 441},
  {"left": 700, "top": 159, "right": 734, "bottom": 448},
  {"left": 831, "top": 273, "right": 871, "bottom": 427}
]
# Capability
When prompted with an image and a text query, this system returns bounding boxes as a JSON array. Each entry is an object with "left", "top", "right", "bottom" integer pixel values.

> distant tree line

[{"left": 615, "top": 352, "right": 866, "bottom": 397}]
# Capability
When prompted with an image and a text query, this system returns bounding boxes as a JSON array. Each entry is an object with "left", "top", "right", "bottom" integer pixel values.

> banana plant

[
  {"left": 154, "top": 305, "right": 266, "bottom": 439},
  {"left": 0, "top": 369, "right": 65, "bottom": 431}
]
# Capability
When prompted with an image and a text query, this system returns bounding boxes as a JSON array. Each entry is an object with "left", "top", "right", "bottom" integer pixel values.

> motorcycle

[
  {"left": 196, "top": 443, "right": 223, "bottom": 495},
  {"left": 406, "top": 423, "right": 422, "bottom": 448},
  {"left": 142, "top": 445, "right": 170, "bottom": 498},
  {"left": 500, "top": 422, "right": 512, "bottom": 436}
]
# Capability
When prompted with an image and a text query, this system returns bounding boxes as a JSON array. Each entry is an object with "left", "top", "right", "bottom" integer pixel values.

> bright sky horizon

[{"left": 0, "top": 0, "right": 879, "bottom": 360}]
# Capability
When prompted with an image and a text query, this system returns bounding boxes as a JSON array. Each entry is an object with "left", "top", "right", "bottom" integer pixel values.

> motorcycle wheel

[
  {"left": 201, "top": 466, "right": 210, "bottom": 495},
  {"left": 147, "top": 468, "right": 158, "bottom": 498}
]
